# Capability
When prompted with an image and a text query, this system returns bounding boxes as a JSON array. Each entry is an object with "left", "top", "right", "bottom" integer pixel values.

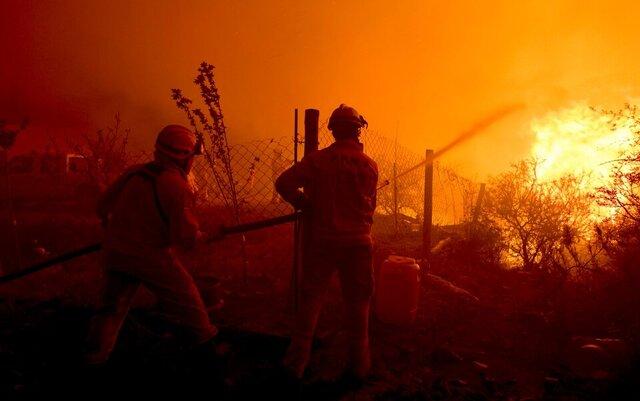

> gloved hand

[
  {"left": 292, "top": 192, "right": 311, "bottom": 211},
  {"left": 200, "top": 224, "right": 226, "bottom": 243}
]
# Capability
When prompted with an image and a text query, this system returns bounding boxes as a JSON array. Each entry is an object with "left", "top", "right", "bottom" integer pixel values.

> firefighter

[
  {"left": 85, "top": 124, "right": 222, "bottom": 366},
  {"left": 276, "top": 105, "right": 378, "bottom": 383}
]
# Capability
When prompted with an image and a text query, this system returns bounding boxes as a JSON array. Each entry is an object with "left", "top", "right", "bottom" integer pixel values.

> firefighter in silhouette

[
  {"left": 276, "top": 105, "right": 378, "bottom": 382},
  {"left": 85, "top": 125, "right": 222, "bottom": 366}
]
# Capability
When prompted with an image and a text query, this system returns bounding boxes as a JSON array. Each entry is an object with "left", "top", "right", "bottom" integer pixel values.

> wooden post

[
  {"left": 294, "top": 109, "right": 319, "bottom": 311},
  {"left": 291, "top": 109, "right": 301, "bottom": 311},
  {"left": 423, "top": 149, "right": 434, "bottom": 260},
  {"left": 304, "top": 109, "right": 319, "bottom": 155}
]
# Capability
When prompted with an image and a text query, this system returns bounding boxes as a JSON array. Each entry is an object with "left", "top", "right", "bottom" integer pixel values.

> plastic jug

[{"left": 375, "top": 255, "right": 421, "bottom": 325}]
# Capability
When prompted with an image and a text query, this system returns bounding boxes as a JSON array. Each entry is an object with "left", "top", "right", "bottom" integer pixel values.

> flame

[{"left": 531, "top": 103, "right": 634, "bottom": 219}]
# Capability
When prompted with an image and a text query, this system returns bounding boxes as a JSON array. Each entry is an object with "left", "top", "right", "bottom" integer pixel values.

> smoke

[{"left": 2, "top": 1, "right": 640, "bottom": 175}]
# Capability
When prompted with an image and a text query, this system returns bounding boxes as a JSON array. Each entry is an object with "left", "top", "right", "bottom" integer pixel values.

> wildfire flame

[{"left": 531, "top": 103, "right": 634, "bottom": 219}]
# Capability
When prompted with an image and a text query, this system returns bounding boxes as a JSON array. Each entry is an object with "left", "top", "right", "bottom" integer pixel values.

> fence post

[
  {"left": 423, "top": 149, "right": 434, "bottom": 261},
  {"left": 293, "top": 109, "right": 299, "bottom": 162},
  {"left": 295, "top": 109, "right": 319, "bottom": 309},
  {"left": 291, "top": 109, "right": 301, "bottom": 311},
  {"left": 393, "top": 162, "right": 398, "bottom": 236},
  {"left": 393, "top": 133, "right": 399, "bottom": 236},
  {"left": 304, "top": 109, "right": 319, "bottom": 155}
]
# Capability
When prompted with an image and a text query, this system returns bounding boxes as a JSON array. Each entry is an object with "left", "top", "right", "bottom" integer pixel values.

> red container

[{"left": 375, "top": 255, "right": 421, "bottom": 325}]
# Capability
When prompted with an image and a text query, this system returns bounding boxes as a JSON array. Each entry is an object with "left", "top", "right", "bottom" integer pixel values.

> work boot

[{"left": 185, "top": 337, "right": 231, "bottom": 393}]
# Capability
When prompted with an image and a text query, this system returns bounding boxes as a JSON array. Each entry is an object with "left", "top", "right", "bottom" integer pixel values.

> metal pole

[
  {"left": 423, "top": 149, "right": 434, "bottom": 261},
  {"left": 393, "top": 161, "right": 398, "bottom": 235},
  {"left": 471, "top": 183, "right": 486, "bottom": 237},
  {"left": 393, "top": 124, "right": 399, "bottom": 235}
]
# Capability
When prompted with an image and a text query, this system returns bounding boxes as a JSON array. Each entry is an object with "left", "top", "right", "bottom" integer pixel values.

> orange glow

[
  {"left": 531, "top": 103, "right": 634, "bottom": 218},
  {"left": 3, "top": 1, "right": 640, "bottom": 178}
]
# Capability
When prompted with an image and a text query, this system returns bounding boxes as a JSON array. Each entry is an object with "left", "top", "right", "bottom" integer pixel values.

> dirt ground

[{"left": 1, "top": 209, "right": 639, "bottom": 400}]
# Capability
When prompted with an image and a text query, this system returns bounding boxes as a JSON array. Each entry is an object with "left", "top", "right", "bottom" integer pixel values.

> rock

[
  {"left": 425, "top": 273, "right": 480, "bottom": 303},
  {"left": 472, "top": 361, "right": 489, "bottom": 371},
  {"left": 567, "top": 340, "right": 614, "bottom": 377},
  {"left": 570, "top": 337, "right": 630, "bottom": 368},
  {"left": 449, "top": 378, "right": 468, "bottom": 387}
]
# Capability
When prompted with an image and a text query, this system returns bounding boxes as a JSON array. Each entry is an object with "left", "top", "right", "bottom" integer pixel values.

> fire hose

[{"left": 0, "top": 212, "right": 300, "bottom": 285}]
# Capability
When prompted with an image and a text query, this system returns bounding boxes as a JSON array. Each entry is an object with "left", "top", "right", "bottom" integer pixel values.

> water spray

[{"left": 377, "top": 103, "right": 525, "bottom": 190}]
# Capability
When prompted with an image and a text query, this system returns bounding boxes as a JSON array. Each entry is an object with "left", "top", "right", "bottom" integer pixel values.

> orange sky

[{"left": 3, "top": 0, "right": 640, "bottom": 178}]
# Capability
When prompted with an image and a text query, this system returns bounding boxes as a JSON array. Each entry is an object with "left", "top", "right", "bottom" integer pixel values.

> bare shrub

[
  {"left": 483, "top": 159, "right": 596, "bottom": 274},
  {"left": 71, "top": 113, "right": 131, "bottom": 192},
  {"left": 171, "top": 62, "right": 240, "bottom": 217},
  {"left": 591, "top": 105, "right": 640, "bottom": 341}
]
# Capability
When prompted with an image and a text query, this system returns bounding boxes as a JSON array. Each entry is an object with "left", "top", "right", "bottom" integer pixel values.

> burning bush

[
  {"left": 596, "top": 104, "right": 640, "bottom": 227},
  {"left": 482, "top": 159, "right": 598, "bottom": 274}
]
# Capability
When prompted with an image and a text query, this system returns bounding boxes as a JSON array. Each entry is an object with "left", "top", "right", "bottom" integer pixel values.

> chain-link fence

[
  {"left": 189, "top": 138, "right": 296, "bottom": 222},
  {"left": 0, "top": 123, "right": 478, "bottom": 273},
  {"left": 101, "top": 129, "right": 481, "bottom": 237},
  {"left": 318, "top": 124, "right": 481, "bottom": 236},
  {"left": 10, "top": 128, "right": 480, "bottom": 278},
  {"left": 187, "top": 138, "right": 297, "bottom": 278}
]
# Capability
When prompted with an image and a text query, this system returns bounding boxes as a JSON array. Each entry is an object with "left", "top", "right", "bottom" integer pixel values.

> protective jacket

[
  {"left": 97, "top": 161, "right": 200, "bottom": 258},
  {"left": 275, "top": 139, "right": 378, "bottom": 246}
]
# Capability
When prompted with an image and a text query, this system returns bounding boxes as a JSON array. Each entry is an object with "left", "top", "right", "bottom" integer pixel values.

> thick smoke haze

[{"left": 3, "top": 0, "right": 640, "bottom": 178}]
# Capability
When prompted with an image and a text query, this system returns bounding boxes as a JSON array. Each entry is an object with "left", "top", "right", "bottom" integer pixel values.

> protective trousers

[
  {"left": 85, "top": 250, "right": 217, "bottom": 364},
  {"left": 284, "top": 243, "right": 373, "bottom": 378}
]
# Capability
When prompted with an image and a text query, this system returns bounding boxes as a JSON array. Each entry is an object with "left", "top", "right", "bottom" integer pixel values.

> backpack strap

[{"left": 135, "top": 162, "right": 170, "bottom": 226}]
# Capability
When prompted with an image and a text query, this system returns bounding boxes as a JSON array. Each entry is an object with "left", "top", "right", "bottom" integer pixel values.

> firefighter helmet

[
  {"left": 155, "top": 125, "right": 198, "bottom": 160},
  {"left": 328, "top": 104, "right": 368, "bottom": 131}
]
